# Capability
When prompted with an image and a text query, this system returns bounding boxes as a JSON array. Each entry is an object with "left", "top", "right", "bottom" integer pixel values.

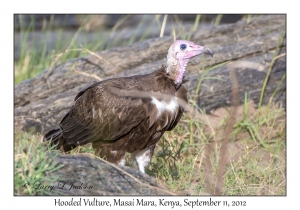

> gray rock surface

[{"left": 14, "top": 15, "right": 286, "bottom": 136}]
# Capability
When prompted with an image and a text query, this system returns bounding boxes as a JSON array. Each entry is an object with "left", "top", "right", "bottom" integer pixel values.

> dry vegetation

[
  {"left": 14, "top": 15, "right": 286, "bottom": 195},
  {"left": 150, "top": 100, "right": 286, "bottom": 195},
  {"left": 14, "top": 99, "right": 286, "bottom": 195}
]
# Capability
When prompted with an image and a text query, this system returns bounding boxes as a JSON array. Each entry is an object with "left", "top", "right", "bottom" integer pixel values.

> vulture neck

[{"left": 166, "top": 57, "right": 189, "bottom": 88}]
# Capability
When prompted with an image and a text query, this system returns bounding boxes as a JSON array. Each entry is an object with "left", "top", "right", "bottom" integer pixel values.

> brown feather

[
  {"left": 44, "top": 66, "right": 187, "bottom": 164},
  {"left": 43, "top": 39, "right": 213, "bottom": 173}
]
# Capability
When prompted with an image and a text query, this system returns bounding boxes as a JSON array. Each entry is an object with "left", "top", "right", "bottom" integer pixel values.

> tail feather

[
  {"left": 43, "top": 128, "right": 64, "bottom": 149},
  {"left": 43, "top": 127, "right": 77, "bottom": 152}
]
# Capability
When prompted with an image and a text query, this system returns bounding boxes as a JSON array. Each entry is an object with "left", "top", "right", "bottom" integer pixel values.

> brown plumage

[{"left": 44, "top": 40, "right": 213, "bottom": 173}]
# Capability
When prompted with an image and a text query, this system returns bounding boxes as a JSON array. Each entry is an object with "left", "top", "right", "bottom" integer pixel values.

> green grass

[
  {"left": 14, "top": 14, "right": 205, "bottom": 84},
  {"left": 148, "top": 99, "right": 285, "bottom": 195},
  {"left": 15, "top": 17, "right": 107, "bottom": 84},
  {"left": 14, "top": 14, "right": 286, "bottom": 195},
  {"left": 14, "top": 132, "right": 63, "bottom": 195},
  {"left": 14, "top": 100, "right": 286, "bottom": 195}
]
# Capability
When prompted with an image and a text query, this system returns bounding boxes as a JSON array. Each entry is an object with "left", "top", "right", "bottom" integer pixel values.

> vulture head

[{"left": 166, "top": 40, "right": 213, "bottom": 86}]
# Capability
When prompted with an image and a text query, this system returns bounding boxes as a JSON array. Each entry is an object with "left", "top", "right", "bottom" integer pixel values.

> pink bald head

[
  {"left": 172, "top": 40, "right": 213, "bottom": 60},
  {"left": 166, "top": 40, "right": 213, "bottom": 87}
]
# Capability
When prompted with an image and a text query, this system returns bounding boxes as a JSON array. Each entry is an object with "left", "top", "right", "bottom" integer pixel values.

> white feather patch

[
  {"left": 118, "top": 155, "right": 126, "bottom": 167},
  {"left": 151, "top": 97, "right": 178, "bottom": 118},
  {"left": 131, "top": 148, "right": 152, "bottom": 173},
  {"left": 112, "top": 151, "right": 126, "bottom": 167}
]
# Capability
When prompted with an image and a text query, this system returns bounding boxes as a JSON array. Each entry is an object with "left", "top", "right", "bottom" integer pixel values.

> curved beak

[
  {"left": 188, "top": 44, "right": 214, "bottom": 59},
  {"left": 202, "top": 47, "right": 214, "bottom": 57}
]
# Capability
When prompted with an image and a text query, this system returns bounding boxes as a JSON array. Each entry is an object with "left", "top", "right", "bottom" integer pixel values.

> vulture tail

[
  {"left": 43, "top": 128, "right": 63, "bottom": 149},
  {"left": 43, "top": 127, "right": 78, "bottom": 152}
]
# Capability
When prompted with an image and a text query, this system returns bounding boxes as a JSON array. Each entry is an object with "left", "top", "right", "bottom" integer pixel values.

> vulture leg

[
  {"left": 131, "top": 144, "right": 156, "bottom": 173},
  {"left": 93, "top": 142, "right": 126, "bottom": 166}
]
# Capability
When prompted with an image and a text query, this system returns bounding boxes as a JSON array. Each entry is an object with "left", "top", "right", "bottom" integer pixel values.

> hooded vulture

[{"left": 44, "top": 40, "right": 213, "bottom": 173}]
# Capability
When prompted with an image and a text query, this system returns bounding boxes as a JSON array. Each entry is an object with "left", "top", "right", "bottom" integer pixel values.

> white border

[{"left": 5, "top": 0, "right": 299, "bottom": 209}]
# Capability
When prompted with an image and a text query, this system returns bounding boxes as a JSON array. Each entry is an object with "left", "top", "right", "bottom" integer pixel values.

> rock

[
  {"left": 14, "top": 15, "right": 286, "bottom": 135},
  {"left": 46, "top": 153, "right": 172, "bottom": 195}
]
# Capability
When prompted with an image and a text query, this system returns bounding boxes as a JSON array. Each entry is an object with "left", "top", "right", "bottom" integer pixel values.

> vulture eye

[{"left": 180, "top": 44, "right": 187, "bottom": 50}]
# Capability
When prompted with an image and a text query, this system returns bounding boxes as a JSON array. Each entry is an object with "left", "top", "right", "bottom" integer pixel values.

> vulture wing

[{"left": 60, "top": 78, "right": 152, "bottom": 146}]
